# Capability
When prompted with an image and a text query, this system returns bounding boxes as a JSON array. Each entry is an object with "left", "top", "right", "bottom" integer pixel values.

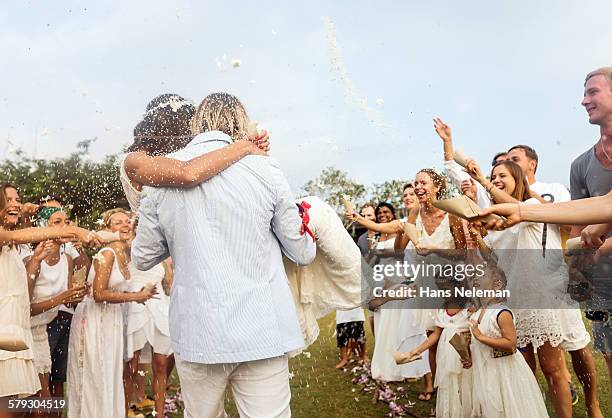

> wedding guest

[
  {"left": 124, "top": 254, "right": 174, "bottom": 418},
  {"left": 67, "top": 209, "right": 156, "bottom": 418},
  {"left": 466, "top": 160, "right": 572, "bottom": 418},
  {"left": 507, "top": 144, "right": 600, "bottom": 414},
  {"left": 0, "top": 183, "right": 100, "bottom": 417},
  {"left": 492, "top": 152, "right": 508, "bottom": 166},
  {"left": 355, "top": 204, "right": 377, "bottom": 256},
  {"left": 334, "top": 308, "right": 367, "bottom": 368},
  {"left": 469, "top": 264, "right": 548, "bottom": 418},
  {"left": 402, "top": 281, "right": 473, "bottom": 418},
  {"left": 25, "top": 207, "right": 88, "bottom": 403}
]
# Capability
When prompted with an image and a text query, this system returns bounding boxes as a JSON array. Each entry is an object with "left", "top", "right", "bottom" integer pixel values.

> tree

[
  {"left": 0, "top": 139, "right": 127, "bottom": 229},
  {"left": 369, "top": 179, "right": 408, "bottom": 213},
  {"left": 301, "top": 167, "right": 367, "bottom": 213}
]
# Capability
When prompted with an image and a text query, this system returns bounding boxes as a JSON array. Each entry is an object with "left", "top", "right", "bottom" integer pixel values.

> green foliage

[
  {"left": 301, "top": 167, "right": 367, "bottom": 213},
  {"left": 369, "top": 179, "right": 407, "bottom": 210},
  {"left": 0, "top": 139, "right": 127, "bottom": 229},
  {"left": 301, "top": 166, "right": 410, "bottom": 215}
]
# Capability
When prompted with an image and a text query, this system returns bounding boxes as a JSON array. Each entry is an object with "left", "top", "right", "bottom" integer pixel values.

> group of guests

[
  {"left": 0, "top": 65, "right": 610, "bottom": 418},
  {"left": 336, "top": 66, "right": 612, "bottom": 418}
]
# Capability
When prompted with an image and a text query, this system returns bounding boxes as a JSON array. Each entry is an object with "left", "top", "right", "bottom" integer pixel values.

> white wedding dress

[
  {"left": 283, "top": 196, "right": 364, "bottom": 353},
  {"left": 67, "top": 248, "right": 129, "bottom": 418}
]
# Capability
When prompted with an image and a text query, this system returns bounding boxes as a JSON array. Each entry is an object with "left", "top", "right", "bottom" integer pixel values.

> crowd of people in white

[{"left": 0, "top": 66, "right": 611, "bottom": 418}]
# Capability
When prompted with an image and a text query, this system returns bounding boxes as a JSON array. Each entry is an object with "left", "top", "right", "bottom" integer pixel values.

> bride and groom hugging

[{"left": 131, "top": 93, "right": 316, "bottom": 418}]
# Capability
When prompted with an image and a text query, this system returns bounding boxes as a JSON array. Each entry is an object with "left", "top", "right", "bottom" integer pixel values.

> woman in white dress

[
  {"left": 25, "top": 207, "right": 88, "bottom": 398},
  {"left": 124, "top": 257, "right": 173, "bottom": 418},
  {"left": 348, "top": 187, "right": 432, "bottom": 384},
  {"left": 67, "top": 209, "right": 156, "bottom": 418},
  {"left": 409, "top": 170, "right": 467, "bottom": 401},
  {"left": 467, "top": 160, "right": 572, "bottom": 418},
  {"left": 355, "top": 201, "right": 430, "bottom": 383},
  {"left": 0, "top": 183, "right": 100, "bottom": 417}
]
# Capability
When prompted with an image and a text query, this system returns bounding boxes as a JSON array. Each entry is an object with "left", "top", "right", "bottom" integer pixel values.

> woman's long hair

[
  {"left": 190, "top": 93, "right": 250, "bottom": 142},
  {"left": 490, "top": 161, "right": 531, "bottom": 202}
]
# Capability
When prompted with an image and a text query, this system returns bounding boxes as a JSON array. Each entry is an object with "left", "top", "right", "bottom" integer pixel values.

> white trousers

[{"left": 175, "top": 354, "right": 291, "bottom": 418}]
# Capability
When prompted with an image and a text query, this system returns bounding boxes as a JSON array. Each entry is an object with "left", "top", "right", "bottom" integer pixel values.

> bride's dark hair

[{"left": 127, "top": 94, "right": 196, "bottom": 156}]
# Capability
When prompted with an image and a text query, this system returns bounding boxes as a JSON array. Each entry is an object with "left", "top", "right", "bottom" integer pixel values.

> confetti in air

[
  {"left": 321, "top": 17, "right": 398, "bottom": 140},
  {"left": 375, "top": 98, "right": 384, "bottom": 106},
  {"left": 231, "top": 59, "right": 242, "bottom": 68}
]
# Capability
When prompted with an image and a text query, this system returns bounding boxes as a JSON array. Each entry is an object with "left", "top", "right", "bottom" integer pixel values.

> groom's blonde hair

[{"left": 191, "top": 93, "right": 250, "bottom": 142}]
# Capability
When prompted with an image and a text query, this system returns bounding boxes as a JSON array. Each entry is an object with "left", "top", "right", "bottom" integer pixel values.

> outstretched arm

[
  {"left": 479, "top": 191, "right": 612, "bottom": 229},
  {"left": 410, "top": 326, "right": 442, "bottom": 356},
  {"left": 345, "top": 213, "right": 404, "bottom": 235},
  {"left": 0, "top": 226, "right": 101, "bottom": 247},
  {"left": 124, "top": 135, "right": 268, "bottom": 188}
]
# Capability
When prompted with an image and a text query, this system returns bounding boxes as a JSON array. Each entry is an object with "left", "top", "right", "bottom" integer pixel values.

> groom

[{"left": 132, "top": 129, "right": 316, "bottom": 417}]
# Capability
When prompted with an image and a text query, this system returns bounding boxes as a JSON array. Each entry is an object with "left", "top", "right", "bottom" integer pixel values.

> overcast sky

[{"left": 1, "top": 0, "right": 611, "bottom": 191}]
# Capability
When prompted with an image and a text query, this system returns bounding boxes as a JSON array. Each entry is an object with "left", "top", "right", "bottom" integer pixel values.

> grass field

[{"left": 151, "top": 312, "right": 611, "bottom": 417}]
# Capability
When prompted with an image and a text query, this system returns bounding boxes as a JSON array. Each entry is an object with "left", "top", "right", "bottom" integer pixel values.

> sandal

[{"left": 418, "top": 391, "right": 434, "bottom": 401}]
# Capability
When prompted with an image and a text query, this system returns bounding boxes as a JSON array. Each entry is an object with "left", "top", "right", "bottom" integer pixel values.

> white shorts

[{"left": 558, "top": 309, "right": 591, "bottom": 352}]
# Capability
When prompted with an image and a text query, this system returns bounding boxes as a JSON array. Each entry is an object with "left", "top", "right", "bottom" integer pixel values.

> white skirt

[
  {"left": 31, "top": 324, "right": 52, "bottom": 375},
  {"left": 125, "top": 317, "right": 172, "bottom": 361},
  {"left": 371, "top": 307, "right": 430, "bottom": 381}
]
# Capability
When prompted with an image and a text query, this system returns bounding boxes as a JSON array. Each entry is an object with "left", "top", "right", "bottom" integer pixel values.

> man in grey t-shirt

[{"left": 570, "top": 66, "right": 612, "bottom": 382}]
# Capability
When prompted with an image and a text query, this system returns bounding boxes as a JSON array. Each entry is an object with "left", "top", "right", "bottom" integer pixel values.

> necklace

[{"left": 600, "top": 139, "right": 612, "bottom": 163}]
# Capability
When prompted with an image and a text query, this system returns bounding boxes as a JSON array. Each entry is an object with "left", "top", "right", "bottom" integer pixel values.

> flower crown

[{"left": 145, "top": 96, "right": 194, "bottom": 115}]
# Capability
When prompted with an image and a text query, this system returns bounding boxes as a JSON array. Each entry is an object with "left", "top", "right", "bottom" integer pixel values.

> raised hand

[
  {"left": 464, "top": 159, "right": 486, "bottom": 184},
  {"left": 344, "top": 210, "right": 359, "bottom": 222},
  {"left": 461, "top": 179, "right": 477, "bottom": 202},
  {"left": 32, "top": 241, "right": 55, "bottom": 261},
  {"left": 433, "top": 117, "right": 452, "bottom": 142}
]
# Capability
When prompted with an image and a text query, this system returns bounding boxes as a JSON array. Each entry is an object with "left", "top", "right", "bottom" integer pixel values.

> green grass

[{"left": 150, "top": 312, "right": 610, "bottom": 417}]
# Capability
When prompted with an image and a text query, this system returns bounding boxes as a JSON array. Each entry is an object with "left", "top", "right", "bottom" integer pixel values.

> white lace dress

[
  {"left": 283, "top": 196, "right": 363, "bottom": 353},
  {"left": 469, "top": 306, "right": 548, "bottom": 418},
  {"left": 67, "top": 248, "right": 129, "bottom": 418},
  {"left": 411, "top": 213, "right": 456, "bottom": 331},
  {"left": 484, "top": 199, "right": 563, "bottom": 349},
  {"left": 434, "top": 309, "right": 473, "bottom": 418},
  {"left": 0, "top": 246, "right": 40, "bottom": 397}
]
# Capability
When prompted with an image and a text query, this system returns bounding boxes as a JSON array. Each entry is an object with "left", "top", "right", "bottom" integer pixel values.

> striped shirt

[{"left": 131, "top": 131, "right": 316, "bottom": 363}]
